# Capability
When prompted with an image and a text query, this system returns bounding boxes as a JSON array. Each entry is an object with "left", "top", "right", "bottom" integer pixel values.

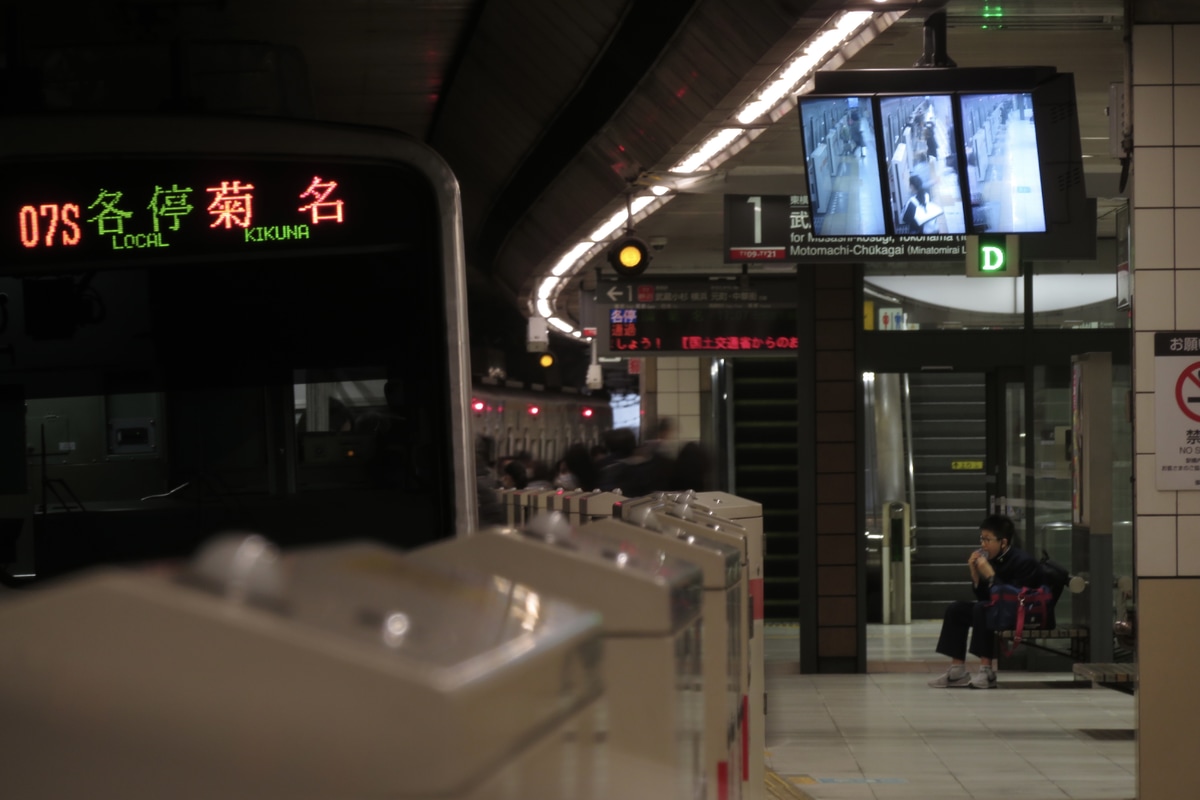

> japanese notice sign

[
  {"left": 724, "top": 194, "right": 967, "bottom": 263},
  {"left": 581, "top": 276, "right": 799, "bottom": 357},
  {"left": 1155, "top": 331, "right": 1200, "bottom": 490}
]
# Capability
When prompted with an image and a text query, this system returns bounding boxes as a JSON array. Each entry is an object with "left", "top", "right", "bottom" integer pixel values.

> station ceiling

[{"left": 1, "top": 0, "right": 1174, "bottom": 380}]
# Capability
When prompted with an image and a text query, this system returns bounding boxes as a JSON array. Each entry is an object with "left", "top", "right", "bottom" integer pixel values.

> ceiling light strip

[{"left": 531, "top": 9, "right": 905, "bottom": 333}]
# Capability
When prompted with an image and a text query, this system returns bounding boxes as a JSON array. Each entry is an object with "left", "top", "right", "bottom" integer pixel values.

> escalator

[
  {"left": 906, "top": 372, "right": 989, "bottom": 619},
  {"left": 730, "top": 359, "right": 800, "bottom": 620}
]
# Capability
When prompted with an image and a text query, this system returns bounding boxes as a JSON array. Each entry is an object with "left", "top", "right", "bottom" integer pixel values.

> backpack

[{"left": 1038, "top": 550, "right": 1071, "bottom": 607}]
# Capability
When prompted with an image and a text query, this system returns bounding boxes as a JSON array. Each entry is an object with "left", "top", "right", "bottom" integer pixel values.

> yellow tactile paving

[{"left": 765, "top": 769, "right": 816, "bottom": 800}]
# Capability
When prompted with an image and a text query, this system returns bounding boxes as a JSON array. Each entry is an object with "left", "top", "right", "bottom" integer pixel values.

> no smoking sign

[
  {"left": 1176, "top": 361, "right": 1200, "bottom": 423},
  {"left": 1156, "top": 333, "right": 1200, "bottom": 489}
]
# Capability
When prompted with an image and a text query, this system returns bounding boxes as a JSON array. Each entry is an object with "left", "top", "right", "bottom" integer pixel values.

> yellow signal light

[{"left": 607, "top": 236, "right": 651, "bottom": 278}]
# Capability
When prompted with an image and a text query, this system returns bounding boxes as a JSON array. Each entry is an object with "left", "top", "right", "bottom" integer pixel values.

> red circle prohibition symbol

[{"left": 1175, "top": 361, "right": 1200, "bottom": 423}]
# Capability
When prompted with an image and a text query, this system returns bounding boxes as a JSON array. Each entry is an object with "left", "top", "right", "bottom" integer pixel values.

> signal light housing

[{"left": 607, "top": 235, "right": 651, "bottom": 278}]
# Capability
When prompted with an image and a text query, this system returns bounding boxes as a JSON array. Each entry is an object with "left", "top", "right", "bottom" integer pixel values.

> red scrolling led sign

[
  {"left": 17, "top": 175, "right": 345, "bottom": 253},
  {"left": 609, "top": 307, "right": 799, "bottom": 353}
]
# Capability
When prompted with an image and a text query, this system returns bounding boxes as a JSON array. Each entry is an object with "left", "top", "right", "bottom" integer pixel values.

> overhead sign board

[
  {"left": 581, "top": 276, "right": 799, "bottom": 357},
  {"left": 1155, "top": 331, "right": 1200, "bottom": 490},
  {"left": 724, "top": 194, "right": 966, "bottom": 263}
]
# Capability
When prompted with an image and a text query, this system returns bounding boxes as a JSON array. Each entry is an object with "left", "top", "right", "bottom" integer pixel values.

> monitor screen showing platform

[
  {"left": 796, "top": 95, "right": 887, "bottom": 236},
  {"left": 878, "top": 94, "right": 967, "bottom": 236},
  {"left": 796, "top": 69, "right": 1077, "bottom": 238},
  {"left": 959, "top": 92, "right": 1047, "bottom": 234}
]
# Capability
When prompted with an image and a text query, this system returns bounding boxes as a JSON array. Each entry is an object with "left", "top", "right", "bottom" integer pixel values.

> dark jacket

[{"left": 971, "top": 545, "right": 1041, "bottom": 602}]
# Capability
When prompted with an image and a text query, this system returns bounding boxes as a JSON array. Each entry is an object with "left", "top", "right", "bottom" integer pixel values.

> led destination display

[{"left": 2, "top": 158, "right": 432, "bottom": 270}]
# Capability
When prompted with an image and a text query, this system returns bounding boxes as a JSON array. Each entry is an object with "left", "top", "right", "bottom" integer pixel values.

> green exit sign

[{"left": 966, "top": 234, "right": 1020, "bottom": 277}]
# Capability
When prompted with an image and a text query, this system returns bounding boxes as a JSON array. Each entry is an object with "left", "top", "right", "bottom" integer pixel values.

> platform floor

[{"left": 763, "top": 621, "right": 1135, "bottom": 800}]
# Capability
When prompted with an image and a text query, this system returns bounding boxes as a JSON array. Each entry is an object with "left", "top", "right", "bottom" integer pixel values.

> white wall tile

[
  {"left": 1176, "top": 150, "right": 1200, "bottom": 208},
  {"left": 1178, "top": 272, "right": 1200, "bottom": 328},
  {"left": 1132, "top": 269, "right": 1175, "bottom": 331},
  {"left": 678, "top": 392, "right": 700, "bottom": 416},
  {"left": 658, "top": 357, "right": 679, "bottom": 369},
  {"left": 1177, "top": 489, "right": 1200, "bottom": 514},
  {"left": 1176, "top": 209, "right": 1200, "bottom": 266},
  {"left": 658, "top": 369, "right": 679, "bottom": 392},
  {"left": 658, "top": 393, "right": 679, "bottom": 415},
  {"left": 1137, "top": 514, "right": 1178, "bottom": 576},
  {"left": 1139, "top": 453, "right": 1179, "bottom": 514},
  {"left": 678, "top": 415, "right": 701, "bottom": 441},
  {"left": 677, "top": 358, "right": 700, "bottom": 370},
  {"left": 1137, "top": 331, "right": 1157, "bottom": 392},
  {"left": 1175, "top": 26, "right": 1200, "bottom": 84},
  {"left": 1178, "top": 517, "right": 1200, "bottom": 575},
  {"left": 1133, "top": 208, "right": 1174, "bottom": 268},
  {"left": 1138, "top": 147, "right": 1174, "bottom": 207},
  {"left": 1178, "top": 87, "right": 1200, "bottom": 146},
  {"left": 1134, "top": 86, "right": 1173, "bottom": 147},
  {"left": 1135, "top": 25, "right": 1174, "bottom": 85},
  {"left": 1137, "top": 391, "right": 1158, "bottom": 455},
  {"left": 678, "top": 369, "right": 700, "bottom": 393}
]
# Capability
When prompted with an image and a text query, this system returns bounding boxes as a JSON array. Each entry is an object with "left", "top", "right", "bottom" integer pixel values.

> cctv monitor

[
  {"left": 878, "top": 94, "right": 967, "bottom": 235},
  {"left": 796, "top": 94, "right": 887, "bottom": 236},
  {"left": 959, "top": 92, "right": 1047, "bottom": 234}
]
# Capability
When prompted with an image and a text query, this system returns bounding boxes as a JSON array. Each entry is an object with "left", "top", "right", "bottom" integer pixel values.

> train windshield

[{"left": 0, "top": 118, "right": 470, "bottom": 579}]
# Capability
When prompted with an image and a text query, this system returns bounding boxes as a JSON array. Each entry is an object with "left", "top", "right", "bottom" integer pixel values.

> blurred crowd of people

[{"left": 475, "top": 419, "right": 714, "bottom": 525}]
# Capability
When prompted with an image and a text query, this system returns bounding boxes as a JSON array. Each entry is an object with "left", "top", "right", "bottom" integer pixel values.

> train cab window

[{"left": 0, "top": 116, "right": 472, "bottom": 579}]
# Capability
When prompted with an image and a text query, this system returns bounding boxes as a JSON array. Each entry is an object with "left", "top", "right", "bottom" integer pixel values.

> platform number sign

[
  {"left": 723, "top": 194, "right": 790, "bottom": 262},
  {"left": 1155, "top": 332, "right": 1200, "bottom": 489}
]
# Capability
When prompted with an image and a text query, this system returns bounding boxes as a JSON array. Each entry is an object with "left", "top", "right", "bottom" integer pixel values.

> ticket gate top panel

[
  {"left": 568, "top": 490, "right": 626, "bottom": 517},
  {"left": 689, "top": 491, "right": 763, "bottom": 519},
  {"left": 579, "top": 517, "right": 741, "bottom": 590},
  {"left": 409, "top": 524, "right": 704, "bottom": 635},
  {"left": 0, "top": 538, "right": 605, "bottom": 798},
  {"left": 285, "top": 540, "right": 601, "bottom": 669}
]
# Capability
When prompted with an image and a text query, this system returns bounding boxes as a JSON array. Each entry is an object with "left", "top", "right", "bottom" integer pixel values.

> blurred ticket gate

[
  {"left": 614, "top": 491, "right": 765, "bottom": 800},
  {"left": 408, "top": 524, "right": 706, "bottom": 800},
  {"left": 579, "top": 516, "right": 744, "bottom": 800},
  {"left": 692, "top": 491, "right": 766, "bottom": 800},
  {"left": 651, "top": 495, "right": 764, "bottom": 800},
  {"left": 0, "top": 536, "right": 604, "bottom": 800},
  {"left": 522, "top": 487, "right": 768, "bottom": 799}
]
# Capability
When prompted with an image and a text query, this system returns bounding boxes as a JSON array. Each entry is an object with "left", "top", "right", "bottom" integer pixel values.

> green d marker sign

[
  {"left": 967, "top": 234, "right": 1020, "bottom": 277},
  {"left": 981, "top": 243, "right": 1006, "bottom": 271}
]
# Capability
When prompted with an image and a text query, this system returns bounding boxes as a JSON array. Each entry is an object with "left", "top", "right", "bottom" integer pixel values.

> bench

[
  {"left": 997, "top": 627, "right": 1089, "bottom": 660},
  {"left": 1074, "top": 662, "right": 1137, "bottom": 694}
]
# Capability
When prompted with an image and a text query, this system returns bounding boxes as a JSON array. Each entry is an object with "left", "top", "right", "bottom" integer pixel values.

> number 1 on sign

[{"left": 746, "top": 196, "right": 762, "bottom": 244}]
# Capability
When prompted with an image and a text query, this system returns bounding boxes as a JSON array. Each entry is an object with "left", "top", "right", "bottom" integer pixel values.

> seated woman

[{"left": 928, "top": 514, "right": 1041, "bottom": 690}]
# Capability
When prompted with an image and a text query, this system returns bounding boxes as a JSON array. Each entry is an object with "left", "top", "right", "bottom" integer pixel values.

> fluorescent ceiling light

[
  {"left": 551, "top": 242, "right": 596, "bottom": 276},
  {"left": 537, "top": 276, "right": 559, "bottom": 300},
  {"left": 674, "top": 128, "right": 742, "bottom": 174},
  {"left": 530, "top": 8, "right": 894, "bottom": 333},
  {"left": 736, "top": 12, "right": 873, "bottom": 124}
]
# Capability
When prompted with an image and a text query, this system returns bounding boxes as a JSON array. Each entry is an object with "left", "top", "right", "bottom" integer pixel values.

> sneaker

[
  {"left": 969, "top": 666, "right": 997, "bottom": 690},
  {"left": 928, "top": 666, "right": 971, "bottom": 688}
]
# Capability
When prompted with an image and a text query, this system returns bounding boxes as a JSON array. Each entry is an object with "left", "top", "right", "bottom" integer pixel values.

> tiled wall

[
  {"left": 1132, "top": 22, "right": 1200, "bottom": 800},
  {"left": 1131, "top": 23, "right": 1200, "bottom": 575},
  {"left": 649, "top": 356, "right": 705, "bottom": 453}
]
